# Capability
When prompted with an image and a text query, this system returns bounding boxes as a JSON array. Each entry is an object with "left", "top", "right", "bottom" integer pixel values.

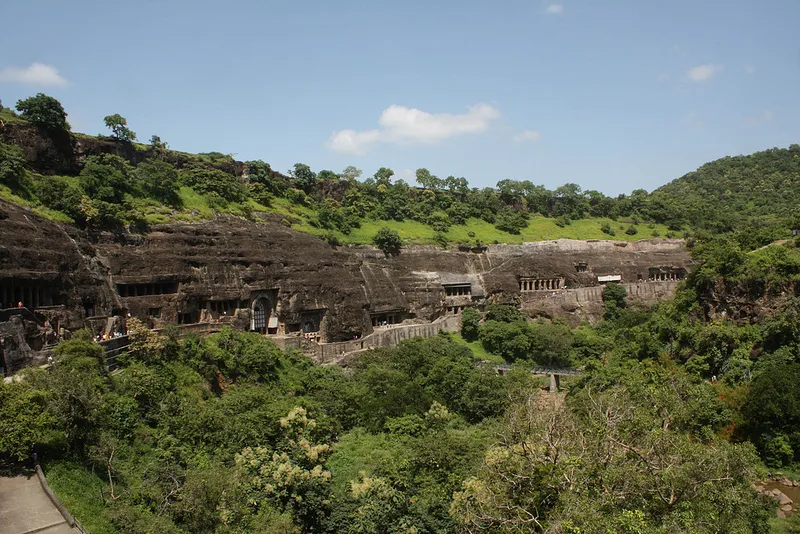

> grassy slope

[
  {"left": 449, "top": 332, "right": 505, "bottom": 363},
  {"left": 43, "top": 459, "right": 115, "bottom": 534},
  {"left": 296, "top": 214, "right": 673, "bottom": 245}
]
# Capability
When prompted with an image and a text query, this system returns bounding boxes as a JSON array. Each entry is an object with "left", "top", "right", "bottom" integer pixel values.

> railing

[
  {"left": 0, "top": 306, "right": 44, "bottom": 327},
  {"left": 480, "top": 361, "right": 583, "bottom": 376},
  {"left": 32, "top": 453, "right": 87, "bottom": 533}
]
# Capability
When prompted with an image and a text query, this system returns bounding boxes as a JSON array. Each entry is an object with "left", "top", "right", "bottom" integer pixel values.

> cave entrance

[{"left": 252, "top": 298, "right": 271, "bottom": 334}]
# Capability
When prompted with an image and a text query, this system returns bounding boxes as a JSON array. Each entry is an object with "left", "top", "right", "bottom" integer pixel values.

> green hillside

[{"left": 651, "top": 145, "right": 800, "bottom": 232}]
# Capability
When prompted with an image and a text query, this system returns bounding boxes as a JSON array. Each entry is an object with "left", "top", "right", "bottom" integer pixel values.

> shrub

[
  {"left": 601, "top": 222, "right": 616, "bottom": 236},
  {"left": 134, "top": 160, "right": 180, "bottom": 206},
  {"left": 433, "top": 232, "right": 449, "bottom": 248},
  {"left": 495, "top": 210, "right": 528, "bottom": 234},
  {"left": 555, "top": 215, "right": 571, "bottom": 228},
  {"left": 625, "top": 225, "right": 638, "bottom": 235},
  {"left": 0, "top": 140, "right": 31, "bottom": 192},
  {"left": 34, "top": 175, "right": 83, "bottom": 219},
  {"left": 180, "top": 164, "right": 247, "bottom": 203},
  {"left": 285, "top": 188, "right": 309, "bottom": 206},
  {"left": 249, "top": 182, "right": 274, "bottom": 207},
  {"left": 373, "top": 227, "right": 402, "bottom": 256},
  {"left": 322, "top": 232, "right": 341, "bottom": 247}
]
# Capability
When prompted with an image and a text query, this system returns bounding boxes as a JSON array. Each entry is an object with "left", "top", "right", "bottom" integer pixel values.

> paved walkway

[{"left": 0, "top": 473, "right": 77, "bottom": 533}]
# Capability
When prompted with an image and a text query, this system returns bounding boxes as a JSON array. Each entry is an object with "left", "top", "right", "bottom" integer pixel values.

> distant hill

[{"left": 651, "top": 145, "right": 800, "bottom": 232}]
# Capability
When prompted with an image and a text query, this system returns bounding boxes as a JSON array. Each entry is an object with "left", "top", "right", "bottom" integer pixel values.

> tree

[
  {"left": 235, "top": 407, "right": 332, "bottom": 530},
  {"left": 291, "top": 163, "right": 317, "bottom": 191},
  {"left": 415, "top": 168, "right": 442, "bottom": 190},
  {"left": 15, "top": 93, "right": 70, "bottom": 131},
  {"left": 342, "top": 165, "right": 362, "bottom": 182},
  {"left": 373, "top": 227, "right": 402, "bottom": 257},
  {"left": 461, "top": 307, "right": 481, "bottom": 341},
  {"left": 602, "top": 282, "right": 627, "bottom": 320},
  {"left": 104, "top": 114, "right": 137, "bottom": 141},
  {"left": 79, "top": 154, "right": 133, "bottom": 204},
  {"left": 134, "top": 160, "right": 181, "bottom": 206},
  {"left": 149, "top": 134, "right": 167, "bottom": 150},
  {"left": 452, "top": 368, "right": 769, "bottom": 533},
  {"left": 374, "top": 167, "right": 395, "bottom": 187},
  {"left": 0, "top": 140, "right": 29, "bottom": 191},
  {"left": 743, "top": 361, "right": 800, "bottom": 466},
  {"left": 0, "top": 381, "right": 54, "bottom": 461}
]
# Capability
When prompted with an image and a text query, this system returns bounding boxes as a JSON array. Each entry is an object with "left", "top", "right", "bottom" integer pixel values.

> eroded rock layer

[{"left": 0, "top": 199, "right": 693, "bottom": 372}]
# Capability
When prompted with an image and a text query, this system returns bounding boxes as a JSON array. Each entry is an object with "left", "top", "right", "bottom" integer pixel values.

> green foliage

[
  {"left": 352, "top": 336, "right": 508, "bottom": 429},
  {"left": 34, "top": 175, "right": 83, "bottom": 220},
  {"left": 602, "top": 282, "right": 627, "bottom": 320},
  {"left": 79, "top": 154, "right": 133, "bottom": 204},
  {"left": 652, "top": 145, "right": 800, "bottom": 231},
  {"left": 179, "top": 163, "right": 247, "bottom": 203},
  {"left": 484, "top": 304, "right": 526, "bottom": 323},
  {"left": 461, "top": 307, "right": 481, "bottom": 341},
  {"left": 103, "top": 114, "right": 136, "bottom": 141},
  {"left": 453, "top": 363, "right": 769, "bottom": 533},
  {"left": 0, "top": 140, "right": 31, "bottom": 192},
  {"left": 494, "top": 209, "right": 528, "bottom": 234},
  {"left": 236, "top": 407, "right": 332, "bottom": 530},
  {"left": 133, "top": 160, "right": 181, "bottom": 206},
  {"left": 601, "top": 221, "right": 616, "bottom": 236},
  {"left": 291, "top": 162, "right": 317, "bottom": 191},
  {"left": 15, "top": 93, "right": 70, "bottom": 131},
  {"left": 625, "top": 224, "right": 638, "bottom": 235},
  {"left": 373, "top": 227, "right": 402, "bottom": 256},
  {"left": 743, "top": 361, "right": 800, "bottom": 466},
  {"left": 0, "top": 381, "right": 54, "bottom": 460},
  {"left": 149, "top": 134, "right": 167, "bottom": 149}
]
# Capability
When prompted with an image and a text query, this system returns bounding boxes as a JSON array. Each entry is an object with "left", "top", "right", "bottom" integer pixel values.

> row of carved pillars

[
  {"left": 1, "top": 284, "right": 53, "bottom": 309},
  {"left": 520, "top": 278, "right": 564, "bottom": 292},
  {"left": 650, "top": 272, "right": 682, "bottom": 281}
]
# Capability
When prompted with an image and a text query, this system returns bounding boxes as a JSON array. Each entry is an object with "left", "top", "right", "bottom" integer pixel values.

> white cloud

[
  {"left": 545, "top": 4, "right": 564, "bottom": 14},
  {"left": 746, "top": 110, "right": 773, "bottom": 125},
  {"left": 744, "top": 64, "right": 756, "bottom": 75},
  {"left": 327, "top": 129, "right": 382, "bottom": 156},
  {"left": 513, "top": 129, "right": 542, "bottom": 142},
  {"left": 0, "top": 63, "right": 69, "bottom": 86},
  {"left": 686, "top": 64, "right": 724, "bottom": 82},
  {"left": 327, "top": 103, "right": 501, "bottom": 155}
]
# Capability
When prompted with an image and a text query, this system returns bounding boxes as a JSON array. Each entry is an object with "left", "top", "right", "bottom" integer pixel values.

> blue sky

[{"left": 1, "top": 0, "right": 798, "bottom": 194}]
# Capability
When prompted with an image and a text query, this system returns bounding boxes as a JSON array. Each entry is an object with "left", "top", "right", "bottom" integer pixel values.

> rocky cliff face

[{"left": 1, "top": 197, "right": 694, "bottom": 364}]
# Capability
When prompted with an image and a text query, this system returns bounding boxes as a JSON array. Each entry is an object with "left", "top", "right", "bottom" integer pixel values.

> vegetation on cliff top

[{"left": 14, "top": 92, "right": 789, "bottom": 247}]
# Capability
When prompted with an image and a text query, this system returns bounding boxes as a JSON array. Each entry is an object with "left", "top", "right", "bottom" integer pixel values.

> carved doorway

[{"left": 252, "top": 298, "right": 269, "bottom": 333}]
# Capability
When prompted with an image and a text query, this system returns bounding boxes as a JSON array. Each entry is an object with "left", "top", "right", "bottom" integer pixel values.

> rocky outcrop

[{"left": 0, "top": 198, "right": 695, "bottom": 372}]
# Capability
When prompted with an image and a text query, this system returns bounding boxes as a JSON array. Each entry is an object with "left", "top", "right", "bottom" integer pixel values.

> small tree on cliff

[
  {"left": 461, "top": 307, "right": 481, "bottom": 342},
  {"left": 373, "top": 227, "right": 402, "bottom": 257},
  {"left": 15, "top": 93, "right": 70, "bottom": 131},
  {"left": 104, "top": 114, "right": 136, "bottom": 142},
  {"left": 602, "top": 282, "right": 627, "bottom": 320}
]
